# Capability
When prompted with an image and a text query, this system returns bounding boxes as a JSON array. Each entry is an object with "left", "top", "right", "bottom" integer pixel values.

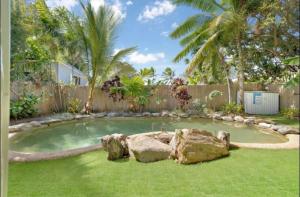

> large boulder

[
  {"left": 128, "top": 135, "right": 172, "bottom": 163},
  {"left": 172, "top": 129, "right": 229, "bottom": 164},
  {"left": 217, "top": 131, "right": 230, "bottom": 150},
  {"left": 101, "top": 134, "right": 129, "bottom": 160}
]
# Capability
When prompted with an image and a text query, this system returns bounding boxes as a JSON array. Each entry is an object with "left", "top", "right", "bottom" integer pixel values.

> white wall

[{"left": 55, "top": 64, "right": 88, "bottom": 86}]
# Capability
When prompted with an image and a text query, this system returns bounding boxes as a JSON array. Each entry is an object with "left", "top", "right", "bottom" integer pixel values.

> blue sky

[{"left": 45, "top": 0, "right": 199, "bottom": 76}]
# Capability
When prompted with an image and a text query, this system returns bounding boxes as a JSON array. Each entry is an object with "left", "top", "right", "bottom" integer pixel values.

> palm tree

[
  {"left": 171, "top": 0, "right": 261, "bottom": 104},
  {"left": 139, "top": 67, "right": 156, "bottom": 85},
  {"left": 161, "top": 67, "right": 175, "bottom": 85},
  {"left": 77, "top": 2, "right": 136, "bottom": 113}
]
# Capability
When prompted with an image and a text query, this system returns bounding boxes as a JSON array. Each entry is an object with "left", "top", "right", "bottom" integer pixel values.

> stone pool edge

[
  {"left": 8, "top": 112, "right": 299, "bottom": 162},
  {"left": 9, "top": 134, "right": 299, "bottom": 162},
  {"left": 9, "top": 144, "right": 103, "bottom": 162}
]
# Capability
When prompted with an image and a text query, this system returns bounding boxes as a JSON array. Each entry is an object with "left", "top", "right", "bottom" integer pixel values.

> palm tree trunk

[
  {"left": 226, "top": 75, "right": 232, "bottom": 104},
  {"left": 237, "top": 33, "right": 245, "bottom": 105},
  {"left": 84, "top": 77, "right": 96, "bottom": 114}
]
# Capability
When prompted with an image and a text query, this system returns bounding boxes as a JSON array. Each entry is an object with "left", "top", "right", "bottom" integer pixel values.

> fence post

[{"left": 0, "top": 0, "right": 11, "bottom": 196}]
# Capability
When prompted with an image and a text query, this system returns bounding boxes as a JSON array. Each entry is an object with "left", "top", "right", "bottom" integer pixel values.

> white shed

[
  {"left": 244, "top": 91, "right": 279, "bottom": 115},
  {"left": 53, "top": 63, "right": 88, "bottom": 86}
]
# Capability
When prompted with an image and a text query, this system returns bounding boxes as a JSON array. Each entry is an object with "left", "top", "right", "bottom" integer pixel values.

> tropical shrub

[
  {"left": 223, "top": 103, "right": 244, "bottom": 115},
  {"left": 121, "top": 76, "right": 151, "bottom": 112},
  {"left": 102, "top": 76, "right": 151, "bottom": 112},
  {"left": 170, "top": 78, "right": 192, "bottom": 111},
  {"left": 208, "top": 90, "right": 223, "bottom": 111},
  {"left": 67, "top": 98, "right": 81, "bottom": 114},
  {"left": 281, "top": 106, "right": 299, "bottom": 119},
  {"left": 101, "top": 76, "right": 125, "bottom": 102},
  {"left": 10, "top": 93, "right": 40, "bottom": 119},
  {"left": 191, "top": 99, "right": 207, "bottom": 114}
]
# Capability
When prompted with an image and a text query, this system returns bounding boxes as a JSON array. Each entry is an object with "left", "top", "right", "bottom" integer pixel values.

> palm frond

[
  {"left": 187, "top": 31, "right": 220, "bottom": 73},
  {"left": 172, "top": 0, "right": 224, "bottom": 12},
  {"left": 110, "top": 47, "right": 136, "bottom": 67},
  {"left": 170, "top": 14, "right": 202, "bottom": 39}
]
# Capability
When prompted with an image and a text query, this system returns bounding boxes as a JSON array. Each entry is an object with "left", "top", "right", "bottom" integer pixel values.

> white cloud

[
  {"left": 113, "top": 48, "right": 121, "bottom": 55},
  {"left": 171, "top": 22, "right": 178, "bottom": 29},
  {"left": 128, "top": 51, "right": 165, "bottom": 64},
  {"left": 91, "top": 0, "right": 105, "bottom": 10},
  {"left": 91, "top": 0, "right": 126, "bottom": 20},
  {"left": 111, "top": 0, "right": 126, "bottom": 19},
  {"left": 138, "top": 0, "right": 176, "bottom": 22},
  {"left": 126, "top": 1, "right": 133, "bottom": 6},
  {"left": 160, "top": 31, "right": 169, "bottom": 37},
  {"left": 46, "top": 0, "right": 78, "bottom": 10}
]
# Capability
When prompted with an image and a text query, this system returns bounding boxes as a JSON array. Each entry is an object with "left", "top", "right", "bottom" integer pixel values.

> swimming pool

[{"left": 9, "top": 117, "right": 287, "bottom": 153}]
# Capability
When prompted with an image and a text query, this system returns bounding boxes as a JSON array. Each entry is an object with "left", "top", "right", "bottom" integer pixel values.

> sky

[{"left": 45, "top": 0, "right": 199, "bottom": 76}]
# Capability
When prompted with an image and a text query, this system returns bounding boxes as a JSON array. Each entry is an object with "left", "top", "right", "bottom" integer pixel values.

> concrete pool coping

[{"left": 8, "top": 113, "right": 299, "bottom": 162}]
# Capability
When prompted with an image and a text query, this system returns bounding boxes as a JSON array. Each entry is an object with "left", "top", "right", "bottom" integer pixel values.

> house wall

[
  {"left": 55, "top": 64, "right": 88, "bottom": 86},
  {"left": 10, "top": 82, "right": 299, "bottom": 115},
  {"left": 57, "top": 64, "right": 72, "bottom": 84}
]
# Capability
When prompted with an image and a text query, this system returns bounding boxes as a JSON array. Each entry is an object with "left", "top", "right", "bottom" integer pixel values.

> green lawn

[
  {"left": 9, "top": 149, "right": 299, "bottom": 197},
  {"left": 257, "top": 114, "right": 299, "bottom": 129}
]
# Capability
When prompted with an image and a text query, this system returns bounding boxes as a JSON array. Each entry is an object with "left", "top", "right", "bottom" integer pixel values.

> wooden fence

[{"left": 10, "top": 82, "right": 299, "bottom": 115}]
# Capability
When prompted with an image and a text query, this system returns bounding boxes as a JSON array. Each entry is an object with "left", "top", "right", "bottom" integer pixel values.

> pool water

[{"left": 9, "top": 117, "right": 287, "bottom": 153}]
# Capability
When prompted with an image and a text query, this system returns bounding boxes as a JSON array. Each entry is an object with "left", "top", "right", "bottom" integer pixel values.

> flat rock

[
  {"left": 258, "top": 122, "right": 272, "bottom": 129},
  {"left": 161, "top": 111, "right": 169, "bottom": 117},
  {"left": 29, "top": 121, "right": 42, "bottom": 127},
  {"left": 107, "top": 112, "right": 121, "bottom": 117},
  {"left": 121, "top": 112, "right": 131, "bottom": 117},
  {"left": 277, "top": 126, "right": 300, "bottom": 135},
  {"left": 128, "top": 135, "right": 172, "bottom": 163},
  {"left": 169, "top": 112, "right": 178, "bottom": 118},
  {"left": 172, "top": 129, "right": 229, "bottom": 164},
  {"left": 93, "top": 112, "right": 107, "bottom": 118},
  {"left": 222, "top": 116, "right": 234, "bottom": 122},
  {"left": 142, "top": 112, "right": 151, "bottom": 117},
  {"left": 244, "top": 118, "right": 255, "bottom": 125},
  {"left": 75, "top": 114, "right": 90, "bottom": 119},
  {"left": 211, "top": 113, "right": 222, "bottom": 120},
  {"left": 151, "top": 113, "right": 160, "bottom": 117},
  {"left": 271, "top": 124, "right": 281, "bottom": 131},
  {"left": 178, "top": 113, "right": 189, "bottom": 118},
  {"left": 234, "top": 116, "right": 244, "bottom": 122}
]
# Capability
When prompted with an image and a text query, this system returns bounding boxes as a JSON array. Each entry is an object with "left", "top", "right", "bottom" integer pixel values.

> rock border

[{"left": 8, "top": 111, "right": 299, "bottom": 162}]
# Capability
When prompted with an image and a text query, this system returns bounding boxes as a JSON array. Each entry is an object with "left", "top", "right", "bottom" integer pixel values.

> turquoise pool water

[{"left": 9, "top": 117, "right": 287, "bottom": 153}]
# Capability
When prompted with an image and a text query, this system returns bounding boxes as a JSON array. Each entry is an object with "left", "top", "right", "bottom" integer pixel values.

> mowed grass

[{"left": 9, "top": 149, "right": 299, "bottom": 197}]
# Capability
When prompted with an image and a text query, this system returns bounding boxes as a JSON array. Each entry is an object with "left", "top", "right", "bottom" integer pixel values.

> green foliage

[
  {"left": 281, "top": 107, "right": 299, "bottom": 119},
  {"left": 208, "top": 90, "right": 222, "bottom": 100},
  {"left": 222, "top": 103, "right": 244, "bottom": 115},
  {"left": 10, "top": 94, "right": 40, "bottom": 119},
  {"left": 139, "top": 67, "right": 156, "bottom": 85},
  {"left": 121, "top": 76, "right": 151, "bottom": 111},
  {"left": 191, "top": 99, "right": 207, "bottom": 114},
  {"left": 161, "top": 67, "right": 175, "bottom": 85},
  {"left": 67, "top": 98, "right": 81, "bottom": 114},
  {"left": 284, "top": 74, "right": 300, "bottom": 89}
]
